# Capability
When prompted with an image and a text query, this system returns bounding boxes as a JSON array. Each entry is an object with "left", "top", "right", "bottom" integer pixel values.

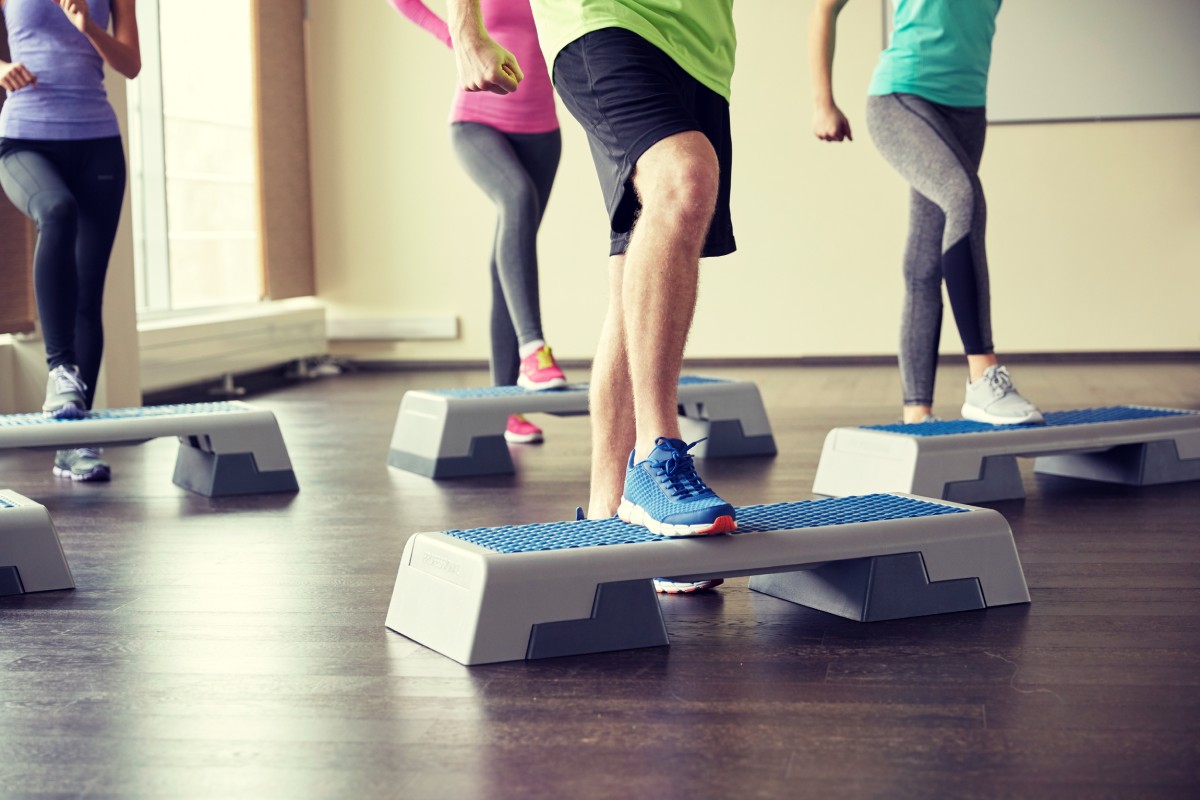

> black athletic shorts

[{"left": 552, "top": 27, "right": 736, "bottom": 258}]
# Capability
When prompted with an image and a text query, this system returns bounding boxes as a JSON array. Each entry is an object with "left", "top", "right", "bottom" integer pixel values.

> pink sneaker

[
  {"left": 504, "top": 414, "right": 544, "bottom": 444},
  {"left": 517, "top": 345, "right": 567, "bottom": 391}
]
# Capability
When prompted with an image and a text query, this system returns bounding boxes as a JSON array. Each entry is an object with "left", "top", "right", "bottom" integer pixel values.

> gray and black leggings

[
  {"left": 0, "top": 136, "right": 126, "bottom": 409},
  {"left": 450, "top": 122, "right": 560, "bottom": 387},
  {"left": 866, "top": 93, "right": 994, "bottom": 406}
]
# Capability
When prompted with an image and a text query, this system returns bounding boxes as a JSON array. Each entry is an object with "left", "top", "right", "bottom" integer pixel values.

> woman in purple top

[
  {"left": 0, "top": 0, "right": 140, "bottom": 481},
  {"left": 389, "top": 0, "right": 567, "bottom": 445}
]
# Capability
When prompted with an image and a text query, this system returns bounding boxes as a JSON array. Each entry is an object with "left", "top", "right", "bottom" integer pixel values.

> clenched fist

[
  {"left": 0, "top": 62, "right": 38, "bottom": 92},
  {"left": 54, "top": 0, "right": 94, "bottom": 33}
]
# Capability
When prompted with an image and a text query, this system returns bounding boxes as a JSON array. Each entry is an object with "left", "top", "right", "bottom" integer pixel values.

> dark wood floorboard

[{"left": 1, "top": 362, "right": 1198, "bottom": 799}]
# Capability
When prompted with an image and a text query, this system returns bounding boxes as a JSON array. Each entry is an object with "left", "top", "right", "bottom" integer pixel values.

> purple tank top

[{"left": 0, "top": 0, "right": 119, "bottom": 140}]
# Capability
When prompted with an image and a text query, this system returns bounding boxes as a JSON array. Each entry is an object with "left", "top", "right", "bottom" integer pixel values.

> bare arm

[
  {"left": 0, "top": 0, "right": 37, "bottom": 89},
  {"left": 56, "top": 0, "right": 141, "bottom": 79},
  {"left": 444, "top": 0, "right": 521, "bottom": 94},
  {"left": 810, "top": 0, "right": 853, "bottom": 142}
]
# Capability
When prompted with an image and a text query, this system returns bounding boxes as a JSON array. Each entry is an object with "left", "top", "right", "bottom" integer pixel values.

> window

[{"left": 127, "top": 0, "right": 262, "bottom": 313}]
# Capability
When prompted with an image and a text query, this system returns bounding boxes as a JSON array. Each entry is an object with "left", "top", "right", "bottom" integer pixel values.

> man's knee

[{"left": 635, "top": 133, "right": 719, "bottom": 223}]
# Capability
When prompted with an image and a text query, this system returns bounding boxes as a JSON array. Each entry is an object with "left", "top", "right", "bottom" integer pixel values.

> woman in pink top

[{"left": 389, "top": 0, "right": 566, "bottom": 444}]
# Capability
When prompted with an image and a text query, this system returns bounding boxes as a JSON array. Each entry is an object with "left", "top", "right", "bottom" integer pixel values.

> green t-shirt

[
  {"left": 531, "top": 0, "right": 737, "bottom": 101},
  {"left": 869, "top": 0, "right": 1001, "bottom": 107}
]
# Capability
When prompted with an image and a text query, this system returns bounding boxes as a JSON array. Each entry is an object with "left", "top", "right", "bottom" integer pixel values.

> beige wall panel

[
  {"left": 92, "top": 74, "right": 141, "bottom": 409},
  {"left": 308, "top": 0, "right": 1200, "bottom": 363},
  {"left": 0, "top": 341, "right": 12, "bottom": 412},
  {"left": 254, "top": 0, "right": 316, "bottom": 299}
]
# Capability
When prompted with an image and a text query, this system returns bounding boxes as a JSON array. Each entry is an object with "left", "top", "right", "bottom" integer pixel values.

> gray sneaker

[
  {"left": 962, "top": 365, "right": 1044, "bottom": 425},
  {"left": 43, "top": 364, "right": 88, "bottom": 419},
  {"left": 53, "top": 448, "right": 111, "bottom": 482},
  {"left": 653, "top": 577, "right": 724, "bottom": 594}
]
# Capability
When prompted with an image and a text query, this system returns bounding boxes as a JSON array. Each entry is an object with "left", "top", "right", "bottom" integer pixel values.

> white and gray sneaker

[
  {"left": 53, "top": 448, "right": 111, "bottom": 482},
  {"left": 653, "top": 577, "right": 724, "bottom": 594},
  {"left": 962, "top": 365, "right": 1044, "bottom": 425},
  {"left": 43, "top": 364, "right": 88, "bottom": 419}
]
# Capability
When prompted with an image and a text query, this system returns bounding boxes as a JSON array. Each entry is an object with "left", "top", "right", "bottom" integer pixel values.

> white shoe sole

[
  {"left": 52, "top": 465, "right": 111, "bottom": 482},
  {"left": 961, "top": 404, "right": 1045, "bottom": 426},
  {"left": 517, "top": 375, "right": 568, "bottom": 391},
  {"left": 503, "top": 431, "right": 544, "bottom": 444},
  {"left": 617, "top": 498, "right": 736, "bottom": 537},
  {"left": 44, "top": 403, "right": 86, "bottom": 420},
  {"left": 653, "top": 578, "right": 724, "bottom": 594}
]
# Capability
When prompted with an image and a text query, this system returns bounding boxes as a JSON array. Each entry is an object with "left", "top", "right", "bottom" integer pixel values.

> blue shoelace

[{"left": 649, "top": 438, "right": 716, "bottom": 500}]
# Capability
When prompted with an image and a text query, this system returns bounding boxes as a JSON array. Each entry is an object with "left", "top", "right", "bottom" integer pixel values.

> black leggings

[{"left": 0, "top": 137, "right": 126, "bottom": 408}]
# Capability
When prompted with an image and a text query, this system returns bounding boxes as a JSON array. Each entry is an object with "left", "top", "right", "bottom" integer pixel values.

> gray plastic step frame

[
  {"left": 813, "top": 411, "right": 1200, "bottom": 503},
  {"left": 0, "top": 402, "right": 298, "bottom": 497},
  {"left": 0, "top": 490, "right": 74, "bottom": 596},
  {"left": 387, "top": 378, "right": 777, "bottom": 479},
  {"left": 384, "top": 494, "right": 1028, "bottom": 665}
]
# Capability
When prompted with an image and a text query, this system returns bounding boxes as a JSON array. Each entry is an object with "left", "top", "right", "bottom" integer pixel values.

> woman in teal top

[{"left": 810, "top": 0, "right": 1042, "bottom": 426}]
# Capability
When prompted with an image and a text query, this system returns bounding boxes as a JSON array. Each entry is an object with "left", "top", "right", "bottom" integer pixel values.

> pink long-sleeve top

[{"left": 388, "top": 0, "right": 558, "bottom": 134}]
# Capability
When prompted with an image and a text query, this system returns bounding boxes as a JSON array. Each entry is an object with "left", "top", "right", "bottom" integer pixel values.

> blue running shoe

[{"left": 618, "top": 437, "right": 736, "bottom": 537}]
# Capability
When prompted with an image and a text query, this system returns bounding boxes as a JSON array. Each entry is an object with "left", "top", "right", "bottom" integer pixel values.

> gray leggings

[
  {"left": 866, "top": 93, "right": 994, "bottom": 406},
  {"left": 450, "top": 122, "right": 561, "bottom": 387}
]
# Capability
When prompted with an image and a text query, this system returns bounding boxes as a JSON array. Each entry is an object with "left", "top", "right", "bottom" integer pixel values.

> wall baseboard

[
  {"left": 347, "top": 351, "right": 1200, "bottom": 373},
  {"left": 682, "top": 351, "right": 1200, "bottom": 368}
]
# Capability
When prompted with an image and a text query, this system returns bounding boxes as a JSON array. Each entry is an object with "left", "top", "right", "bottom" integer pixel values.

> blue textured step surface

[
  {"left": 0, "top": 496, "right": 16, "bottom": 509},
  {"left": 0, "top": 402, "right": 251, "bottom": 428},
  {"left": 425, "top": 375, "right": 729, "bottom": 399},
  {"left": 444, "top": 494, "right": 965, "bottom": 554},
  {"left": 864, "top": 406, "right": 1195, "bottom": 438},
  {"left": 426, "top": 384, "right": 584, "bottom": 399}
]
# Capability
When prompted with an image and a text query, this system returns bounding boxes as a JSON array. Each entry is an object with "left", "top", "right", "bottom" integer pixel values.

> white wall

[{"left": 307, "top": 0, "right": 1200, "bottom": 364}]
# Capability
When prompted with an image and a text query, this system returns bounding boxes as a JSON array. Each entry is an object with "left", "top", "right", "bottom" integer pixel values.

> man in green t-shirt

[{"left": 446, "top": 1, "right": 740, "bottom": 577}]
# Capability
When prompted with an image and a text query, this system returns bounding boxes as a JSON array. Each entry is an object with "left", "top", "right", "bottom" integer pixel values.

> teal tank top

[{"left": 868, "top": 0, "right": 1001, "bottom": 107}]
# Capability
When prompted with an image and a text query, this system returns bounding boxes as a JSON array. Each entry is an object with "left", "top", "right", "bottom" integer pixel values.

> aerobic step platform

[
  {"left": 385, "top": 493, "right": 1029, "bottom": 665},
  {"left": 813, "top": 406, "right": 1200, "bottom": 503},
  {"left": 388, "top": 376, "right": 776, "bottom": 478},
  {"left": 0, "top": 490, "right": 74, "bottom": 596},
  {"left": 0, "top": 402, "right": 298, "bottom": 497}
]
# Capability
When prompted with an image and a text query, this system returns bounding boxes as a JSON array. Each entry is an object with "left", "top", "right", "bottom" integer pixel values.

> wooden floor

[{"left": 2, "top": 361, "right": 1198, "bottom": 799}]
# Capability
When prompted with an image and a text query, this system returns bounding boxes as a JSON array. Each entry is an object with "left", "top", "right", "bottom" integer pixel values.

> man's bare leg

[
  {"left": 586, "top": 254, "right": 635, "bottom": 519},
  {"left": 623, "top": 132, "right": 719, "bottom": 460},
  {"left": 587, "top": 131, "right": 728, "bottom": 530}
]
